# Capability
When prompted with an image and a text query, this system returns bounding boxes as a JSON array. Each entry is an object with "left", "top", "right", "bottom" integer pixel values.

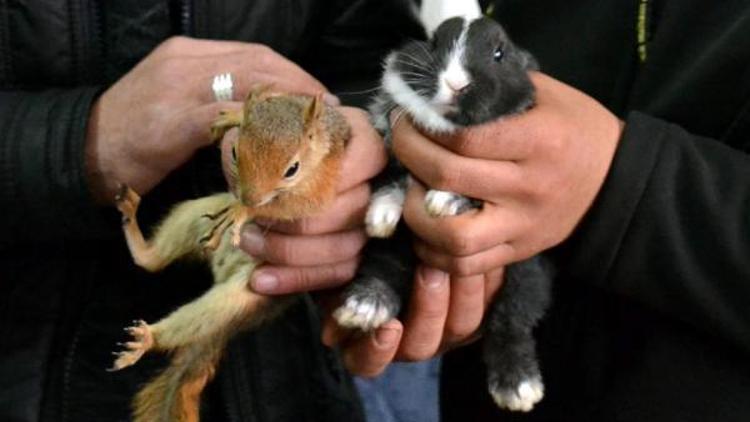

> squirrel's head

[{"left": 231, "top": 93, "right": 333, "bottom": 208}]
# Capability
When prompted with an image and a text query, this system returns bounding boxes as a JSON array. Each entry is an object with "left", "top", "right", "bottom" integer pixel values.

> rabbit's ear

[{"left": 419, "top": 0, "right": 482, "bottom": 37}]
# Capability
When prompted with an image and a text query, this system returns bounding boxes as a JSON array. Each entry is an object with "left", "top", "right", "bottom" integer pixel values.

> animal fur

[{"left": 110, "top": 88, "right": 350, "bottom": 421}]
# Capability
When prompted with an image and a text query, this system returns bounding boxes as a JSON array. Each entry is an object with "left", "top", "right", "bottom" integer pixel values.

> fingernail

[
  {"left": 241, "top": 224, "right": 265, "bottom": 258},
  {"left": 420, "top": 266, "right": 448, "bottom": 289},
  {"left": 374, "top": 327, "right": 400, "bottom": 348},
  {"left": 323, "top": 93, "right": 341, "bottom": 107},
  {"left": 250, "top": 271, "right": 278, "bottom": 293}
]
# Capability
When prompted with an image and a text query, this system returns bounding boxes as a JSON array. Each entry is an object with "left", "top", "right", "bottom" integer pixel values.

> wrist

[{"left": 84, "top": 99, "right": 119, "bottom": 204}]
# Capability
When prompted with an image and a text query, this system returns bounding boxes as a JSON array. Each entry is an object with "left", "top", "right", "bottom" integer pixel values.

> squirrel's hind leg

[
  {"left": 109, "top": 320, "right": 155, "bottom": 371},
  {"left": 130, "top": 270, "right": 286, "bottom": 356},
  {"left": 108, "top": 272, "right": 274, "bottom": 372}
]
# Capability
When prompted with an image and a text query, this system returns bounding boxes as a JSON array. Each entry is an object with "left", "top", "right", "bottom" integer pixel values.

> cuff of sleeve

[
  {"left": 552, "top": 111, "right": 667, "bottom": 286},
  {"left": 4, "top": 87, "right": 120, "bottom": 243}
]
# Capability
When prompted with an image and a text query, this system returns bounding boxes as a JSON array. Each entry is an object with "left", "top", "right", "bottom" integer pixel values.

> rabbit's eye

[
  {"left": 493, "top": 47, "right": 505, "bottom": 62},
  {"left": 284, "top": 161, "right": 300, "bottom": 179}
]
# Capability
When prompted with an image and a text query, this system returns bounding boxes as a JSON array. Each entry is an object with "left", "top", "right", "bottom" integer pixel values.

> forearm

[
  {"left": 0, "top": 88, "right": 118, "bottom": 246},
  {"left": 558, "top": 111, "right": 750, "bottom": 351}
]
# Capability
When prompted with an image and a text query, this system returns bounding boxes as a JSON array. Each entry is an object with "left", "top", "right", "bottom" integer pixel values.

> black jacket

[
  {"left": 443, "top": 1, "right": 750, "bottom": 421},
  {"left": 0, "top": 1, "right": 422, "bottom": 421}
]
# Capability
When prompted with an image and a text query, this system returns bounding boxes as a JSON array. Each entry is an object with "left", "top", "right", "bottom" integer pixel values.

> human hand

[
  {"left": 85, "top": 36, "right": 331, "bottom": 204},
  {"left": 233, "top": 107, "right": 387, "bottom": 294},
  {"left": 397, "top": 71, "right": 623, "bottom": 277},
  {"left": 321, "top": 265, "right": 504, "bottom": 376},
  {"left": 323, "top": 72, "right": 623, "bottom": 376}
]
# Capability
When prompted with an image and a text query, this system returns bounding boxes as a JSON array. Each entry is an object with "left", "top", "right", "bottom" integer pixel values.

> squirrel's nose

[{"left": 243, "top": 191, "right": 277, "bottom": 207}]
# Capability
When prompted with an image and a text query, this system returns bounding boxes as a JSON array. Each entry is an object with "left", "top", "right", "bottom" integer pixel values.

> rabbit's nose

[{"left": 446, "top": 77, "right": 470, "bottom": 93}]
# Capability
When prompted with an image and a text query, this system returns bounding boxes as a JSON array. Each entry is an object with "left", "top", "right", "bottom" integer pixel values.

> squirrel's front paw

[
  {"left": 108, "top": 320, "right": 154, "bottom": 371},
  {"left": 115, "top": 184, "right": 141, "bottom": 225}
]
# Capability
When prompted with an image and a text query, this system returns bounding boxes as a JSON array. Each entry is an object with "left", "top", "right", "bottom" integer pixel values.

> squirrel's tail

[{"left": 133, "top": 338, "right": 226, "bottom": 422}]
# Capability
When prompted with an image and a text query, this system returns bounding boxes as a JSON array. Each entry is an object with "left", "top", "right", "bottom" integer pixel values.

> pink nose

[{"left": 446, "top": 78, "right": 470, "bottom": 93}]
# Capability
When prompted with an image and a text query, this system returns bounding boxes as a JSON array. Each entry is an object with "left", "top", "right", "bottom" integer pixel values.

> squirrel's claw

[{"left": 108, "top": 320, "right": 154, "bottom": 372}]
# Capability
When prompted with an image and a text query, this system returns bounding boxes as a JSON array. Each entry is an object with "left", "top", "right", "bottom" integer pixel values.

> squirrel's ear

[
  {"left": 244, "top": 85, "right": 274, "bottom": 122},
  {"left": 303, "top": 93, "right": 325, "bottom": 127}
]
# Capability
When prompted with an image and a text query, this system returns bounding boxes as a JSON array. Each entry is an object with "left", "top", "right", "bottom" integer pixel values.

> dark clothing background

[
  {"left": 3, "top": 0, "right": 750, "bottom": 421},
  {"left": 0, "top": 1, "right": 423, "bottom": 421},
  {"left": 443, "top": 1, "right": 750, "bottom": 421}
]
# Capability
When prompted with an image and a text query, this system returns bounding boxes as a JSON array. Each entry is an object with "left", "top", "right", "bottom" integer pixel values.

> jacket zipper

[
  {"left": 0, "top": 0, "right": 10, "bottom": 86},
  {"left": 181, "top": 0, "right": 193, "bottom": 35},
  {"left": 69, "top": 0, "right": 104, "bottom": 84}
]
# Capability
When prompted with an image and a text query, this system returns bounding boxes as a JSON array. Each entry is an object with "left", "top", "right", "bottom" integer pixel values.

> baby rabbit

[
  {"left": 334, "top": 16, "right": 552, "bottom": 412},
  {"left": 110, "top": 87, "right": 350, "bottom": 422}
]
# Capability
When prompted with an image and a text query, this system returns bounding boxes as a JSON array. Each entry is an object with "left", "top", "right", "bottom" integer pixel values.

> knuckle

[
  {"left": 399, "top": 343, "right": 437, "bottom": 362},
  {"left": 346, "top": 354, "right": 387, "bottom": 377},
  {"left": 299, "top": 261, "right": 356, "bottom": 291},
  {"left": 290, "top": 218, "right": 315, "bottom": 235},
  {"left": 157, "top": 36, "right": 189, "bottom": 55},
  {"left": 432, "top": 163, "right": 461, "bottom": 191},
  {"left": 334, "top": 260, "right": 358, "bottom": 282},
  {"left": 444, "top": 230, "right": 474, "bottom": 256},
  {"left": 341, "top": 106, "right": 369, "bottom": 123},
  {"left": 530, "top": 174, "right": 557, "bottom": 202},
  {"left": 450, "top": 257, "right": 479, "bottom": 277},
  {"left": 451, "top": 131, "right": 477, "bottom": 156},
  {"left": 251, "top": 44, "right": 275, "bottom": 65},
  {"left": 443, "top": 322, "right": 476, "bottom": 343},
  {"left": 348, "top": 232, "right": 369, "bottom": 256},
  {"left": 290, "top": 266, "right": 316, "bottom": 291},
  {"left": 497, "top": 242, "right": 519, "bottom": 266},
  {"left": 419, "top": 305, "right": 446, "bottom": 321},
  {"left": 353, "top": 365, "right": 386, "bottom": 378},
  {"left": 273, "top": 238, "right": 298, "bottom": 265},
  {"left": 544, "top": 135, "right": 566, "bottom": 158},
  {"left": 152, "top": 56, "right": 185, "bottom": 83}
]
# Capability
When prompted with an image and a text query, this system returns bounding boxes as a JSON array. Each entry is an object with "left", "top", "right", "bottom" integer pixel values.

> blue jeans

[{"left": 354, "top": 357, "right": 441, "bottom": 422}]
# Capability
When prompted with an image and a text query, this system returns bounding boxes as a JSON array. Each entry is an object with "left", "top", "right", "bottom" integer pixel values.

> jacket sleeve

[
  {"left": 0, "top": 88, "right": 123, "bottom": 247},
  {"left": 556, "top": 111, "right": 750, "bottom": 353}
]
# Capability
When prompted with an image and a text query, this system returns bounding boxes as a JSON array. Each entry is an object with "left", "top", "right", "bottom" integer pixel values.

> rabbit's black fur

[{"left": 338, "top": 16, "right": 553, "bottom": 412}]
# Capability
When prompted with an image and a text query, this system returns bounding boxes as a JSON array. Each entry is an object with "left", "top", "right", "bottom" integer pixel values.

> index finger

[
  {"left": 392, "top": 118, "right": 523, "bottom": 200},
  {"left": 402, "top": 181, "right": 524, "bottom": 257},
  {"left": 195, "top": 53, "right": 329, "bottom": 103}
]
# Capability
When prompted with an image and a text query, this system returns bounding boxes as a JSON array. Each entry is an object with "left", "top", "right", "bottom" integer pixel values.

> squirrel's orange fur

[{"left": 110, "top": 87, "right": 350, "bottom": 422}]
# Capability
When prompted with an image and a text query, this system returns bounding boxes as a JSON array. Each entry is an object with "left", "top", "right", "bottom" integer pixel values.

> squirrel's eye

[
  {"left": 493, "top": 47, "right": 505, "bottom": 62},
  {"left": 284, "top": 161, "right": 300, "bottom": 179}
]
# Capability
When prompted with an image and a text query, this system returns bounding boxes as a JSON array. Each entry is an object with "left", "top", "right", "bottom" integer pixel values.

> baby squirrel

[{"left": 110, "top": 86, "right": 350, "bottom": 422}]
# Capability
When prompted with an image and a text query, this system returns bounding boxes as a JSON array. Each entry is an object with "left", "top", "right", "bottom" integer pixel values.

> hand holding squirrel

[
  {"left": 112, "top": 89, "right": 354, "bottom": 422},
  {"left": 85, "top": 36, "right": 331, "bottom": 204},
  {"left": 228, "top": 107, "right": 387, "bottom": 294}
]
